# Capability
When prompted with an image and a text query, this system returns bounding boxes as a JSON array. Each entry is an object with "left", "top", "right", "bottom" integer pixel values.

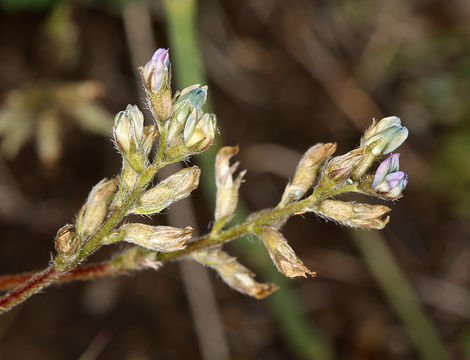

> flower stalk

[{"left": 0, "top": 48, "right": 409, "bottom": 314}]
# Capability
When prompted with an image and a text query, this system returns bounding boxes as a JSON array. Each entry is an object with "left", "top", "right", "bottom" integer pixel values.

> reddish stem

[
  {"left": 0, "top": 262, "right": 128, "bottom": 293},
  {"left": 0, "top": 262, "right": 131, "bottom": 314},
  {"left": 0, "top": 266, "right": 59, "bottom": 314}
]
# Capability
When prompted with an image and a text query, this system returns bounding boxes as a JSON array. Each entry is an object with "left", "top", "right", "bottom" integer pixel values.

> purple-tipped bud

[
  {"left": 140, "top": 49, "right": 172, "bottom": 122},
  {"left": 372, "top": 153, "right": 400, "bottom": 188},
  {"left": 373, "top": 164, "right": 408, "bottom": 198},
  {"left": 141, "top": 48, "right": 170, "bottom": 93},
  {"left": 362, "top": 116, "right": 408, "bottom": 155}
]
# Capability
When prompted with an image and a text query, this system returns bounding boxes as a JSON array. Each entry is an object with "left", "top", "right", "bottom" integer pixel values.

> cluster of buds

[
  {"left": 53, "top": 48, "right": 411, "bottom": 305},
  {"left": 313, "top": 116, "right": 409, "bottom": 196},
  {"left": 350, "top": 116, "right": 408, "bottom": 181},
  {"left": 166, "top": 84, "right": 217, "bottom": 157},
  {"left": 138, "top": 48, "right": 217, "bottom": 159}
]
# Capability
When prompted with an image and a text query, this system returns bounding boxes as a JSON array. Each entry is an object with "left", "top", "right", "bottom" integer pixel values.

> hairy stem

[
  {"left": 0, "top": 182, "right": 356, "bottom": 296},
  {"left": 0, "top": 266, "right": 59, "bottom": 314},
  {"left": 0, "top": 262, "right": 129, "bottom": 292},
  {"left": 0, "top": 141, "right": 171, "bottom": 314}
]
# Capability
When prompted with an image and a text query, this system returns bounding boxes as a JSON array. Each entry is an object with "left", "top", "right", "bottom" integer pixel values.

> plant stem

[
  {"left": 0, "top": 262, "right": 127, "bottom": 292},
  {"left": 0, "top": 266, "right": 58, "bottom": 314},
  {"left": 0, "top": 184, "right": 354, "bottom": 295},
  {"left": 77, "top": 160, "right": 165, "bottom": 261},
  {"left": 0, "top": 139, "right": 171, "bottom": 314}
]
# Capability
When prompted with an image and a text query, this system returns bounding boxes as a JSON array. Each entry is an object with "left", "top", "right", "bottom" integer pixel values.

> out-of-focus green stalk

[
  {"left": 163, "top": 0, "right": 334, "bottom": 359},
  {"left": 351, "top": 230, "right": 449, "bottom": 360}
]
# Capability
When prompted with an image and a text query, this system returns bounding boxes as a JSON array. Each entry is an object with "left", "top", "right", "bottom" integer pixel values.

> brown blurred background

[{"left": 1, "top": 0, "right": 470, "bottom": 359}]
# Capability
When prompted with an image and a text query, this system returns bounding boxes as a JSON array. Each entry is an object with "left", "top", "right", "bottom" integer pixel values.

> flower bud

[
  {"left": 191, "top": 248, "right": 278, "bottom": 299},
  {"left": 350, "top": 117, "right": 408, "bottom": 181},
  {"left": 362, "top": 116, "right": 408, "bottom": 155},
  {"left": 183, "top": 113, "right": 217, "bottom": 153},
  {"left": 55, "top": 224, "right": 79, "bottom": 256},
  {"left": 314, "top": 200, "right": 391, "bottom": 229},
  {"left": 132, "top": 166, "right": 200, "bottom": 215},
  {"left": 256, "top": 227, "right": 315, "bottom": 278},
  {"left": 165, "top": 84, "right": 207, "bottom": 146},
  {"left": 176, "top": 84, "right": 208, "bottom": 107},
  {"left": 372, "top": 153, "right": 400, "bottom": 187},
  {"left": 370, "top": 153, "right": 409, "bottom": 198},
  {"left": 214, "top": 146, "right": 246, "bottom": 227},
  {"left": 374, "top": 171, "right": 408, "bottom": 198},
  {"left": 121, "top": 223, "right": 193, "bottom": 252},
  {"left": 113, "top": 104, "right": 147, "bottom": 172},
  {"left": 141, "top": 49, "right": 170, "bottom": 93},
  {"left": 140, "top": 49, "right": 172, "bottom": 122},
  {"left": 76, "top": 178, "right": 118, "bottom": 238},
  {"left": 280, "top": 143, "right": 337, "bottom": 206},
  {"left": 316, "top": 147, "right": 365, "bottom": 193}
]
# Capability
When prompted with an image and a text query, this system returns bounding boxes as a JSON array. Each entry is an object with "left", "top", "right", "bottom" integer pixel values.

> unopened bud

[
  {"left": 140, "top": 48, "right": 172, "bottom": 122},
  {"left": 372, "top": 153, "right": 400, "bottom": 186},
  {"left": 370, "top": 153, "right": 408, "bottom": 199},
  {"left": 141, "top": 49, "right": 170, "bottom": 93},
  {"left": 55, "top": 224, "right": 81, "bottom": 269},
  {"left": 132, "top": 166, "right": 200, "bottom": 215},
  {"left": 317, "top": 147, "right": 364, "bottom": 193},
  {"left": 256, "top": 227, "right": 315, "bottom": 278},
  {"left": 374, "top": 171, "right": 408, "bottom": 198},
  {"left": 55, "top": 224, "right": 78, "bottom": 256},
  {"left": 350, "top": 117, "right": 408, "bottom": 181},
  {"left": 164, "top": 85, "right": 207, "bottom": 145},
  {"left": 113, "top": 104, "right": 147, "bottom": 172},
  {"left": 280, "top": 143, "right": 337, "bottom": 206},
  {"left": 191, "top": 248, "right": 278, "bottom": 299},
  {"left": 214, "top": 146, "right": 246, "bottom": 226},
  {"left": 183, "top": 113, "right": 217, "bottom": 152},
  {"left": 121, "top": 223, "right": 193, "bottom": 252},
  {"left": 314, "top": 199, "right": 391, "bottom": 229},
  {"left": 76, "top": 178, "right": 118, "bottom": 238},
  {"left": 362, "top": 116, "right": 408, "bottom": 155},
  {"left": 176, "top": 84, "right": 208, "bottom": 108}
]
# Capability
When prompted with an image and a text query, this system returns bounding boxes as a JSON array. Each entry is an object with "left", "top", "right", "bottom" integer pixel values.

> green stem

[
  {"left": 77, "top": 160, "right": 165, "bottom": 261},
  {"left": 157, "top": 184, "right": 352, "bottom": 261}
]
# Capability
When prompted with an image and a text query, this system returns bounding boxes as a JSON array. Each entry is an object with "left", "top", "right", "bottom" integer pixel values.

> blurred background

[{"left": 1, "top": 0, "right": 470, "bottom": 359}]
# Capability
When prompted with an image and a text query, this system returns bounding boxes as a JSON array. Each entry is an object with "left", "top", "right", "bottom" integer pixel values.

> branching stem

[{"left": 0, "top": 182, "right": 357, "bottom": 303}]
